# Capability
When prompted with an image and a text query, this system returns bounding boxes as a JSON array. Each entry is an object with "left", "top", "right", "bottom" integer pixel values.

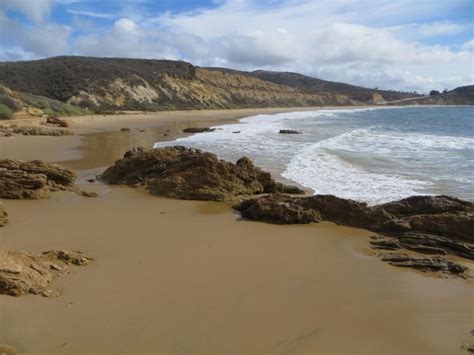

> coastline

[{"left": 0, "top": 107, "right": 473, "bottom": 354}]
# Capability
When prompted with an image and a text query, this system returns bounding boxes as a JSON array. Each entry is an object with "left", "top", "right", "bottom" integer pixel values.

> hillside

[
  {"left": 208, "top": 68, "right": 420, "bottom": 103},
  {"left": 387, "top": 86, "right": 474, "bottom": 106},
  {"left": 0, "top": 56, "right": 471, "bottom": 117}
]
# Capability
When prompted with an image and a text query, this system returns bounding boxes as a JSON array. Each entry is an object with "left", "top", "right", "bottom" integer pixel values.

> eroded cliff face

[{"left": 66, "top": 68, "right": 361, "bottom": 110}]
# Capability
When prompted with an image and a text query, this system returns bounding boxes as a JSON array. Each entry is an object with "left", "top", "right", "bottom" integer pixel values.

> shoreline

[{"left": 0, "top": 107, "right": 473, "bottom": 354}]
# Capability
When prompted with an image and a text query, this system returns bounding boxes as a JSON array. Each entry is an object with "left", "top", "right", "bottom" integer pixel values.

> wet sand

[{"left": 0, "top": 108, "right": 473, "bottom": 354}]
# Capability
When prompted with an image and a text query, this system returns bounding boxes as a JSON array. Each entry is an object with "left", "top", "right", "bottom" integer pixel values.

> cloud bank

[{"left": 0, "top": 0, "right": 472, "bottom": 92}]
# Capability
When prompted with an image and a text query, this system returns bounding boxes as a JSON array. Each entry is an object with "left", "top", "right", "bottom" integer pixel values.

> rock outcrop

[
  {"left": 234, "top": 194, "right": 474, "bottom": 276},
  {"left": 101, "top": 146, "right": 304, "bottom": 201},
  {"left": 0, "top": 249, "right": 92, "bottom": 297},
  {"left": 279, "top": 129, "right": 301, "bottom": 134},
  {"left": 379, "top": 252, "right": 467, "bottom": 274},
  {"left": 235, "top": 194, "right": 473, "bottom": 239},
  {"left": 0, "top": 159, "right": 96, "bottom": 199},
  {"left": 0, "top": 159, "right": 75, "bottom": 199}
]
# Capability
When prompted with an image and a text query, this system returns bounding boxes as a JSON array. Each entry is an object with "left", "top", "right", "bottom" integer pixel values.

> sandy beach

[{"left": 0, "top": 108, "right": 473, "bottom": 355}]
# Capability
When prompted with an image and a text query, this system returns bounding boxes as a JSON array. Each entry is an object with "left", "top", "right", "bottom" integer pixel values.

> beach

[{"left": 0, "top": 108, "right": 473, "bottom": 355}]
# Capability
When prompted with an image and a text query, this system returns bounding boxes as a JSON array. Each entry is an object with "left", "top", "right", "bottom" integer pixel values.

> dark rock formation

[
  {"left": 0, "top": 126, "right": 73, "bottom": 136},
  {"left": 234, "top": 194, "right": 474, "bottom": 275},
  {"left": 234, "top": 194, "right": 473, "bottom": 241},
  {"left": 0, "top": 249, "right": 92, "bottom": 297},
  {"left": 120, "top": 127, "right": 131, "bottom": 132},
  {"left": 182, "top": 127, "right": 216, "bottom": 133},
  {"left": 379, "top": 252, "right": 467, "bottom": 274},
  {"left": 0, "top": 202, "right": 7, "bottom": 227},
  {"left": 101, "top": 147, "right": 304, "bottom": 201},
  {"left": 236, "top": 194, "right": 317, "bottom": 224},
  {"left": 370, "top": 233, "right": 474, "bottom": 260},
  {"left": 279, "top": 129, "right": 301, "bottom": 134}
]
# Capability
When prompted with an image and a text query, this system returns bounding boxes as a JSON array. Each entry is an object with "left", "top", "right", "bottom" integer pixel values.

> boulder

[
  {"left": 46, "top": 116, "right": 69, "bottom": 127},
  {"left": 279, "top": 129, "right": 301, "bottom": 134},
  {"left": 101, "top": 146, "right": 304, "bottom": 201},
  {"left": 182, "top": 127, "right": 215, "bottom": 133},
  {"left": 0, "top": 249, "right": 92, "bottom": 297}
]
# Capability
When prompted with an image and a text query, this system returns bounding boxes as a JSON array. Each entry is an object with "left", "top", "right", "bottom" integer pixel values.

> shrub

[
  {"left": 0, "top": 104, "right": 14, "bottom": 119},
  {"left": 0, "top": 95, "right": 22, "bottom": 111},
  {"left": 43, "top": 108, "right": 57, "bottom": 117}
]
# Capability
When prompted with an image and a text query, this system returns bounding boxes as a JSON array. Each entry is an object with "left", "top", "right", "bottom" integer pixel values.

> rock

[
  {"left": 234, "top": 194, "right": 474, "bottom": 242},
  {"left": 182, "top": 127, "right": 215, "bottom": 133},
  {"left": 42, "top": 250, "right": 93, "bottom": 266},
  {"left": 0, "top": 202, "right": 7, "bottom": 227},
  {"left": 379, "top": 252, "right": 467, "bottom": 274},
  {"left": 236, "top": 194, "right": 318, "bottom": 224},
  {"left": 232, "top": 131, "right": 241, "bottom": 134},
  {"left": 0, "top": 344, "right": 16, "bottom": 355},
  {"left": 46, "top": 116, "right": 69, "bottom": 127},
  {"left": 279, "top": 129, "right": 301, "bottom": 134},
  {"left": 101, "top": 146, "right": 304, "bottom": 201},
  {"left": 10, "top": 126, "right": 72, "bottom": 136},
  {"left": 0, "top": 159, "right": 76, "bottom": 199},
  {"left": 0, "top": 249, "right": 92, "bottom": 297},
  {"left": 370, "top": 233, "right": 474, "bottom": 259},
  {"left": 120, "top": 128, "right": 131, "bottom": 132}
]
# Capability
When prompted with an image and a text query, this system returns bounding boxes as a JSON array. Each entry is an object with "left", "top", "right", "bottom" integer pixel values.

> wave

[{"left": 282, "top": 127, "right": 474, "bottom": 205}]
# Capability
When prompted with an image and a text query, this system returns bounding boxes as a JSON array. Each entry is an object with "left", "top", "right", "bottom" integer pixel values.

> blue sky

[{"left": 0, "top": 0, "right": 472, "bottom": 92}]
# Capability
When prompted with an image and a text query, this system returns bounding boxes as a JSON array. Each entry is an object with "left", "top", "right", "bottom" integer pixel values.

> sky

[{"left": 0, "top": 0, "right": 472, "bottom": 93}]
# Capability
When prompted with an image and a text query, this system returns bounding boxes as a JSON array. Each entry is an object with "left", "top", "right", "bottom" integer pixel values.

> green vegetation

[
  {"left": 0, "top": 104, "right": 14, "bottom": 119},
  {"left": 0, "top": 95, "right": 22, "bottom": 111},
  {"left": 20, "top": 92, "right": 87, "bottom": 116}
]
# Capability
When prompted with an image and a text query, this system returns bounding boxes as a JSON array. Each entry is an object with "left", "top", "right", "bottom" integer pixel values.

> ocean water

[{"left": 154, "top": 106, "right": 474, "bottom": 205}]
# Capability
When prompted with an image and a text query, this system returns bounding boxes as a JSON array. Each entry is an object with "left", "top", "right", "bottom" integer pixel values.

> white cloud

[
  {"left": 0, "top": 0, "right": 54, "bottom": 22},
  {"left": 0, "top": 0, "right": 472, "bottom": 92}
]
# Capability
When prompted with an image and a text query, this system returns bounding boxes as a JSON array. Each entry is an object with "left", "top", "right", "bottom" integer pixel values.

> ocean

[{"left": 154, "top": 106, "right": 474, "bottom": 205}]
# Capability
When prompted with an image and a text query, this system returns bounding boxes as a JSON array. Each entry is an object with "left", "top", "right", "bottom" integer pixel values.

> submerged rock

[
  {"left": 182, "top": 127, "right": 216, "bottom": 133},
  {"left": 101, "top": 146, "right": 304, "bottom": 201},
  {"left": 0, "top": 249, "right": 92, "bottom": 297}
]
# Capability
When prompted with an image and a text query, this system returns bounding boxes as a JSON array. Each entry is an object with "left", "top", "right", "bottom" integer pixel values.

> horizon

[{"left": 0, "top": 0, "right": 473, "bottom": 92}]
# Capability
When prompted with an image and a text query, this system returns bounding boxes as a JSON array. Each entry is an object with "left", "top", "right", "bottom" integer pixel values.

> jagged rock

[
  {"left": 379, "top": 196, "right": 474, "bottom": 241},
  {"left": 0, "top": 249, "right": 92, "bottom": 297},
  {"left": 0, "top": 159, "right": 95, "bottom": 199},
  {"left": 0, "top": 202, "right": 7, "bottom": 227},
  {"left": 379, "top": 252, "right": 467, "bottom": 274},
  {"left": 182, "top": 127, "right": 215, "bottom": 133},
  {"left": 234, "top": 194, "right": 473, "bottom": 241},
  {"left": 101, "top": 147, "right": 304, "bottom": 201},
  {"left": 236, "top": 194, "right": 318, "bottom": 224},
  {"left": 9, "top": 126, "right": 73, "bottom": 136},
  {"left": 46, "top": 116, "right": 69, "bottom": 127},
  {"left": 370, "top": 233, "right": 474, "bottom": 259},
  {"left": 279, "top": 129, "right": 301, "bottom": 134}
]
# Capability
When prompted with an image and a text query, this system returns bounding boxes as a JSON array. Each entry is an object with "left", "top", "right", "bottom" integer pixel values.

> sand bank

[{"left": 0, "top": 108, "right": 473, "bottom": 355}]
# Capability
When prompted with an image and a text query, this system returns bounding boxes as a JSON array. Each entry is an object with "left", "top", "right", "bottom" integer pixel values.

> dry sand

[{"left": 0, "top": 108, "right": 473, "bottom": 355}]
